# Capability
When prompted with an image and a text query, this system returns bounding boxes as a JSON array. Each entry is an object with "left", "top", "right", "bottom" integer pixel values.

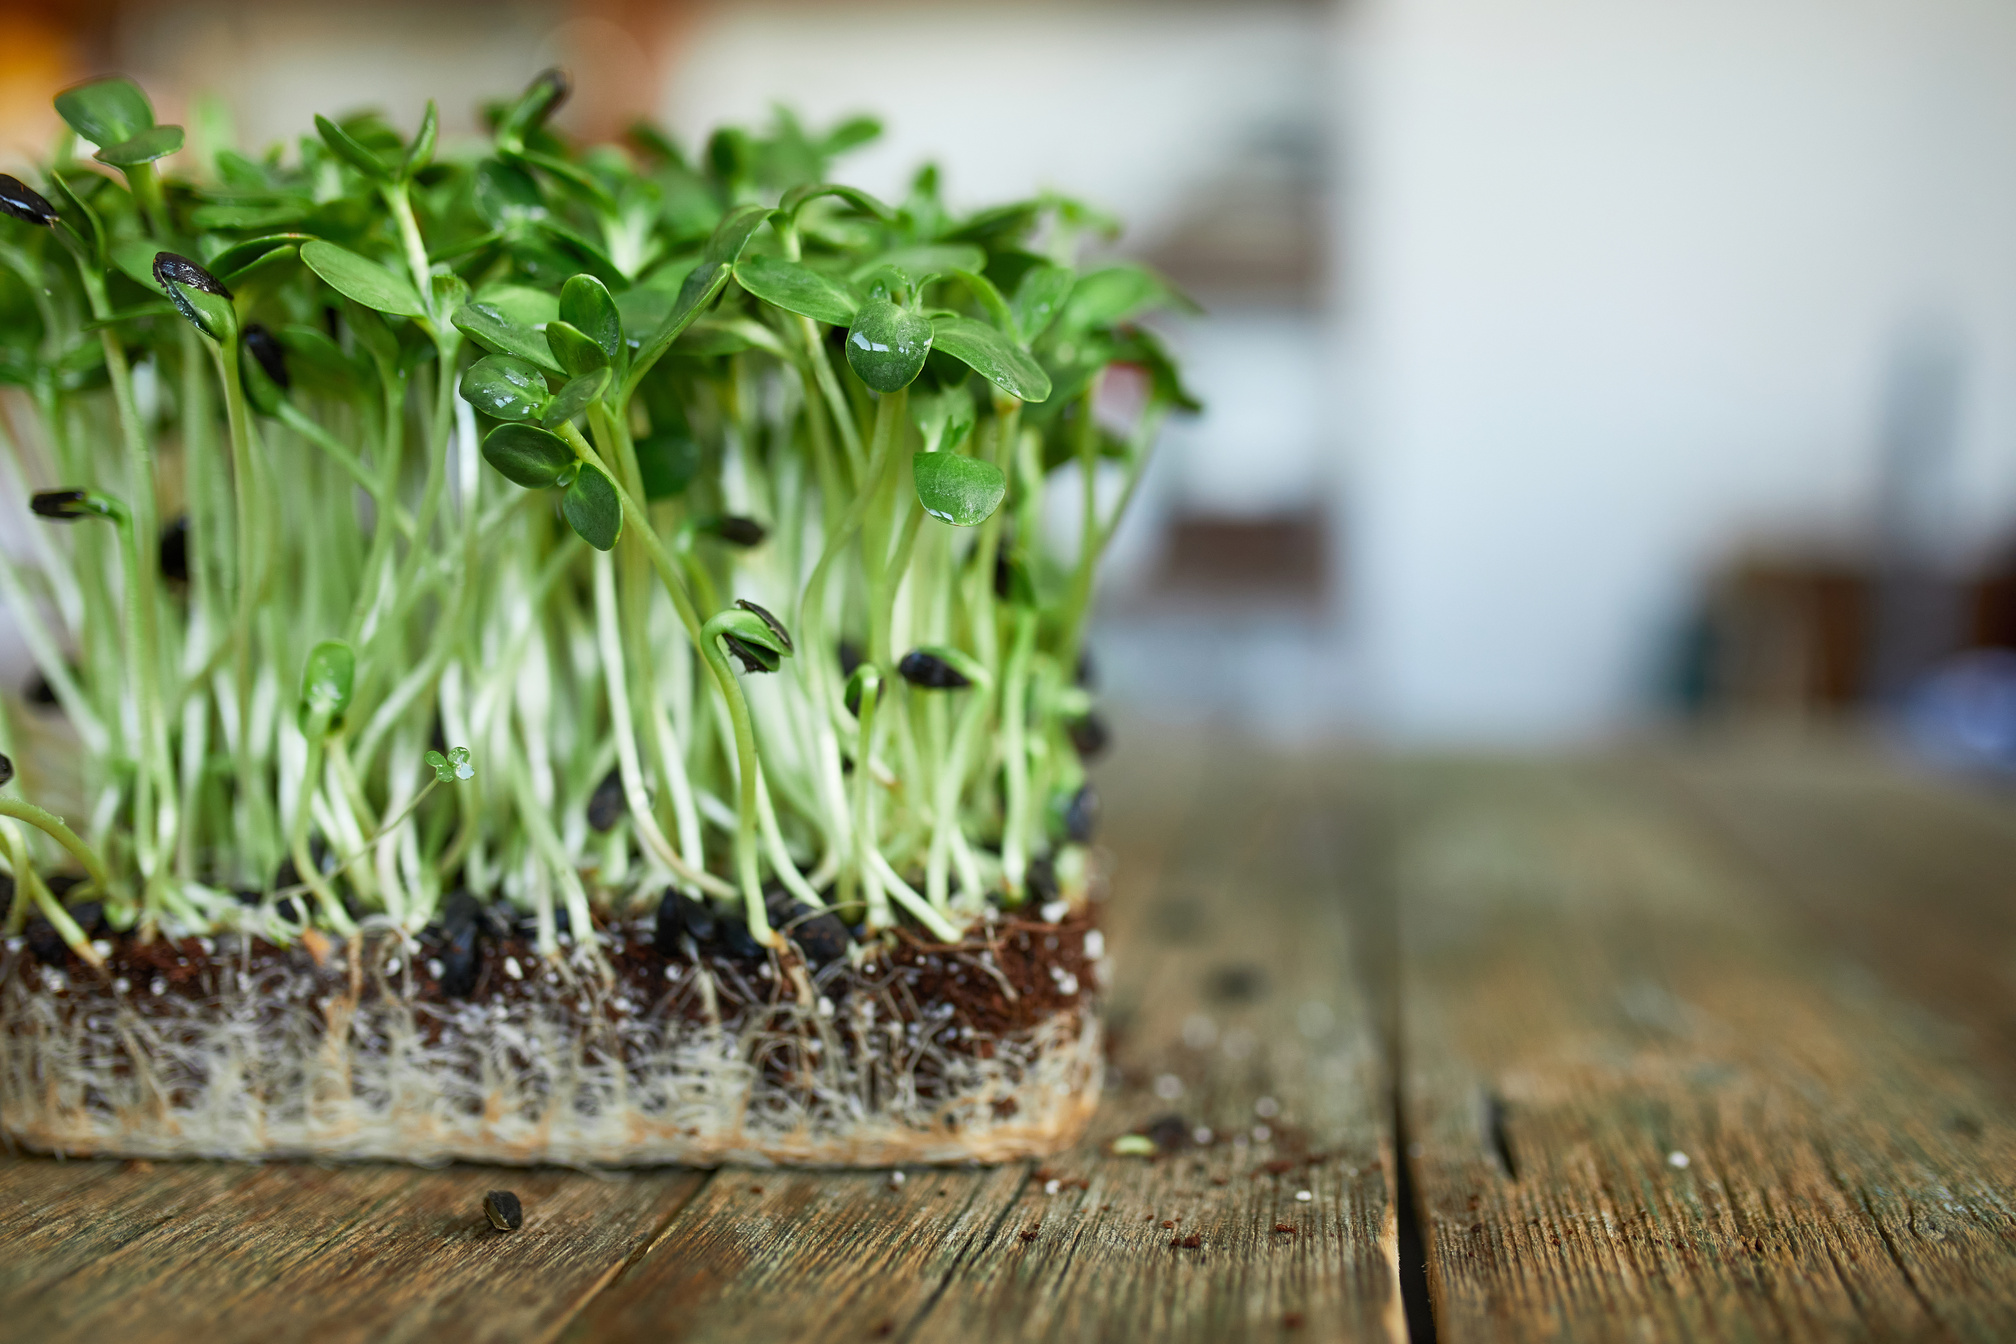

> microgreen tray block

[{"left": 0, "top": 73, "right": 1191, "bottom": 1164}]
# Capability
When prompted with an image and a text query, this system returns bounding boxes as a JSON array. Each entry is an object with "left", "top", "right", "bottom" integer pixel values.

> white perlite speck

[
  {"left": 1083, "top": 930, "right": 1104, "bottom": 960},
  {"left": 1295, "top": 1190, "right": 1313, "bottom": 1202},
  {"left": 503, "top": 956, "right": 523, "bottom": 980},
  {"left": 1668, "top": 1150, "right": 1690, "bottom": 1169}
]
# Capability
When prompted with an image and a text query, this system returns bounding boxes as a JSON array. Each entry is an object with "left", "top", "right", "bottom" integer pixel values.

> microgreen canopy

[{"left": 0, "top": 69, "right": 1195, "bottom": 964}]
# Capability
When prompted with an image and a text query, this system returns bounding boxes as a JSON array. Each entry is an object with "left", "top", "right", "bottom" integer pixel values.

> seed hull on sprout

[{"left": 0, "top": 911, "right": 1104, "bottom": 1165}]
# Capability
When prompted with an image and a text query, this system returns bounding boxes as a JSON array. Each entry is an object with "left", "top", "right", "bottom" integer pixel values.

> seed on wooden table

[{"left": 483, "top": 1189, "right": 523, "bottom": 1231}]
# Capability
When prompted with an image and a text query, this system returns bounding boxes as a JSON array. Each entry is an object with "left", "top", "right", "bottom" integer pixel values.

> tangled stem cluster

[{"left": 0, "top": 71, "right": 1194, "bottom": 963}]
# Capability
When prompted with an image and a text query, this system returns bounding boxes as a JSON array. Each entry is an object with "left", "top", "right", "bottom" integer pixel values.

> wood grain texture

[
  {"left": 1643, "top": 735, "right": 2016, "bottom": 1095},
  {"left": 567, "top": 735, "right": 1400, "bottom": 1344},
  {"left": 910, "top": 744, "right": 1399, "bottom": 1343},
  {"left": 561, "top": 1165, "right": 1026, "bottom": 1341},
  {"left": 0, "top": 1157, "right": 703, "bottom": 1343},
  {"left": 0, "top": 1156, "right": 266, "bottom": 1299},
  {"left": 1391, "top": 759, "right": 2016, "bottom": 1343}
]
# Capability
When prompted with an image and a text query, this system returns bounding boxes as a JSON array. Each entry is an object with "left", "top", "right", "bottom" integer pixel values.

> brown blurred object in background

[
  {"left": 0, "top": 2, "right": 103, "bottom": 162},
  {"left": 1683, "top": 546, "right": 2016, "bottom": 720}
]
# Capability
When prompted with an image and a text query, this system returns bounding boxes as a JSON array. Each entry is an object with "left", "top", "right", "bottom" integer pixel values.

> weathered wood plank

[
  {"left": 567, "top": 735, "right": 1398, "bottom": 1343},
  {"left": 914, "top": 745, "right": 1398, "bottom": 1343},
  {"left": 0, "top": 1159, "right": 703, "bottom": 1343},
  {"left": 560, "top": 1165, "right": 1026, "bottom": 1342},
  {"left": 205, "top": 1165, "right": 705, "bottom": 1344},
  {"left": 1392, "top": 759, "right": 2016, "bottom": 1343},
  {"left": 1644, "top": 737, "right": 2016, "bottom": 1094},
  {"left": 0, "top": 1156, "right": 265, "bottom": 1300}
]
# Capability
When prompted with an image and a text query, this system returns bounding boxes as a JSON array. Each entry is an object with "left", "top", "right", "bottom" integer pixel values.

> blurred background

[{"left": 11, "top": 0, "right": 2016, "bottom": 757}]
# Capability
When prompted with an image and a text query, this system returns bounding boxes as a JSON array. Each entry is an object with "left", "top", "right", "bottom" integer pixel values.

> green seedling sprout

[{"left": 0, "top": 70, "right": 1194, "bottom": 966}]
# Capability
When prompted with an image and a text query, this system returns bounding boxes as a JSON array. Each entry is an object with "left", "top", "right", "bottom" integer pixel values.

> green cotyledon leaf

[
  {"left": 544, "top": 319, "right": 607, "bottom": 376},
  {"left": 562, "top": 460, "right": 621, "bottom": 550},
  {"left": 846, "top": 298, "right": 932, "bottom": 393},
  {"left": 912, "top": 450, "right": 1005, "bottom": 527},
  {"left": 314, "top": 113, "right": 389, "bottom": 179},
  {"left": 542, "top": 367, "right": 610, "bottom": 428},
  {"left": 459, "top": 355, "right": 552, "bottom": 422},
  {"left": 734, "top": 254, "right": 859, "bottom": 326},
  {"left": 300, "top": 240, "right": 426, "bottom": 319},
  {"left": 929, "top": 314, "right": 1050, "bottom": 403},
  {"left": 559, "top": 273, "right": 621, "bottom": 358},
  {"left": 94, "top": 124, "right": 183, "bottom": 167},
  {"left": 54, "top": 77, "right": 153, "bottom": 149},
  {"left": 481, "top": 421, "right": 575, "bottom": 488},
  {"left": 453, "top": 302, "right": 563, "bottom": 373}
]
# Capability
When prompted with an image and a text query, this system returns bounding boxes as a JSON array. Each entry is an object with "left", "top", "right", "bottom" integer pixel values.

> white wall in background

[
  {"left": 1157, "top": 310, "right": 1334, "bottom": 520},
  {"left": 1343, "top": 0, "right": 2016, "bottom": 740},
  {"left": 118, "top": 1, "right": 564, "bottom": 141},
  {"left": 663, "top": 2, "right": 1324, "bottom": 251}
]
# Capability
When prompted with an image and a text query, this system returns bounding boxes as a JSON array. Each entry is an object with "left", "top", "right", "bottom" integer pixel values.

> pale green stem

[
  {"left": 1057, "top": 388, "right": 1101, "bottom": 679},
  {"left": 212, "top": 333, "right": 276, "bottom": 871},
  {"left": 506, "top": 743, "right": 599, "bottom": 965},
  {"left": 696, "top": 611, "right": 781, "bottom": 948},
  {"left": 926, "top": 678, "right": 992, "bottom": 911},
  {"left": 1000, "top": 607, "right": 1038, "bottom": 900},
  {"left": 849, "top": 672, "right": 889, "bottom": 929},
  {"left": 755, "top": 763, "right": 824, "bottom": 908},
  {"left": 288, "top": 725, "right": 359, "bottom": 935},
  {"left": 591, "top": 550, "right": 733, "bottom": 899},
  {"left": 0, "top": 796, "right": 114, "bottom": 899}
]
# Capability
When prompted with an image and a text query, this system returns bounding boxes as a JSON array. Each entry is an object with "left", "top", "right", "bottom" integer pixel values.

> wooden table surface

[{"left": 5, "top": 730, "right": 2016, "bottom": 1342}]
